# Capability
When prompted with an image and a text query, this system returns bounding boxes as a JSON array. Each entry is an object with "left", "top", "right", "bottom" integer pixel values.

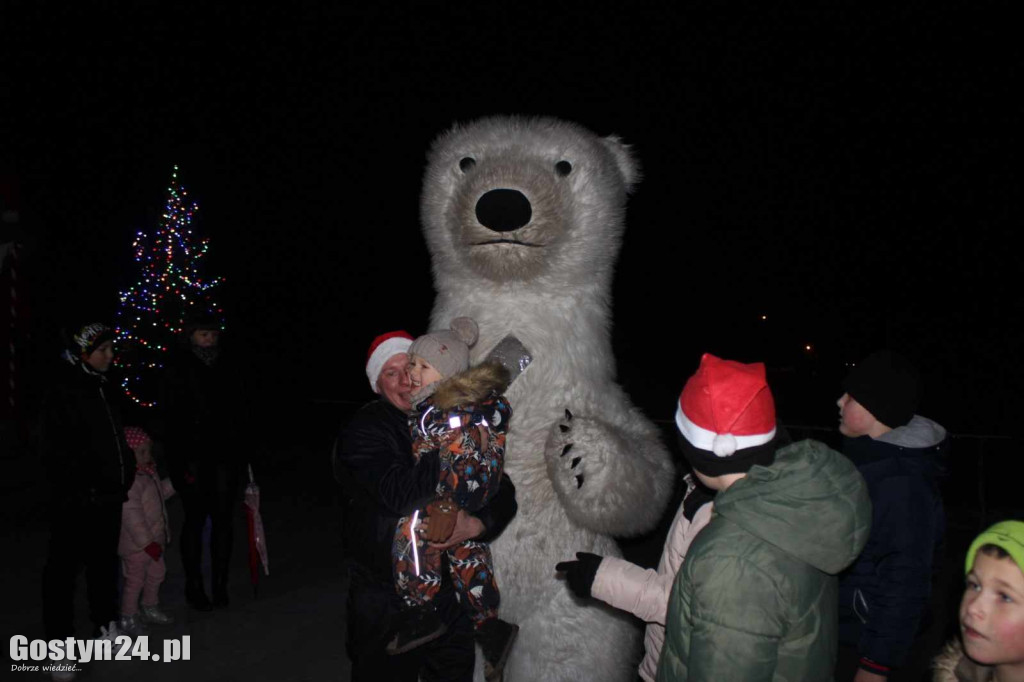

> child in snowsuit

[
  {"left": 932, "top": 520, "right": 1024, "bottom": 682},
  {"left": 118, "top": 427, "right": 176, "bottom": 635},
  {"left": 387, "top": 317, "right": 518, "bottom": 680}
]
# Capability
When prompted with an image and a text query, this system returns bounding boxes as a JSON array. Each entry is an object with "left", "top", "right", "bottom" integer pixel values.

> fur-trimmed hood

[
  {"left": 430, "top": 361, "right": 510, "bottom": 411},
  {"left": 932, "top": 639, "right": 995, "bottom": 682}
]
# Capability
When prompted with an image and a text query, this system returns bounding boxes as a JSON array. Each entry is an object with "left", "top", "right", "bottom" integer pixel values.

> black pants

[
  {"left": 836, "top": 637, "right": 941, "bottom": 682},
  {"left": 347, "top": 567, "right": 475, "bottom": 682},
  {"left": 178, "top": 460, "right": 242, "bottom": 592},
  {"left": 42, "top": 502, "right": 122, "bottom": 639},
  {"left": 836, "top": 597, "right": 949, "bottom": 682}
]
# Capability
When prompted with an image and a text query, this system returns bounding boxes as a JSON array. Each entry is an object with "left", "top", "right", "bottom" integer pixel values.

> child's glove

[
  {"left": 423, "top": 499, "right": 458, "bottom": 543},
  {"left": 144, "top": 542, "right": 163, "bottom": 561},
  {"left": 555, "top": 552, "right": 604, "bottom": 599}
]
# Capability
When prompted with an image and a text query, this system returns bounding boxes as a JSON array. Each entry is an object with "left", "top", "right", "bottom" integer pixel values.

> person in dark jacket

[
  {"left": 836, "top": 350, "right": 950, "bottom": 682},
  {"left": 40, "top": 322, "right": 136, "bottom": 644},
  {"left": 160, "top": 316, "right": 247, "bottom": 610},
  {"left": 333, "top": 330, "right": 518, "bottom": 682}
]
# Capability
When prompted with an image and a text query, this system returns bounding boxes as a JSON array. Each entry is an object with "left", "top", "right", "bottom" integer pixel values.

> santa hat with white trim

[
  {"left": 676, "top": 353, "right": 779, "bottom": 476},
  {"left": 366, "top": 330, "right": 414, "bottom": 392}
]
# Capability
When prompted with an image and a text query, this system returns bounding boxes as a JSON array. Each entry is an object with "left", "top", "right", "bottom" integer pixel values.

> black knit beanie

[
  {"left": 843, "top": 350, "right": 919, "bottom": 429},
  {"left": 183, "top": 314, "right": 222, "bottom": 343},
  {"left": 68, "top": 322, "right": 115, "bottom": 356}
]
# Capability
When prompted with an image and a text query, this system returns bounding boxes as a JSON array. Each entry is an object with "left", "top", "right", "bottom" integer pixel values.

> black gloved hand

[{"left": 555, "top": 551, "right": 604, "bottom": 599}]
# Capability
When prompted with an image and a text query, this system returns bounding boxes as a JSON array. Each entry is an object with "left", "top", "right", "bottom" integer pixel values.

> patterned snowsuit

[{"left": 392, "top": 363, "right": 511, "bottom": 628}]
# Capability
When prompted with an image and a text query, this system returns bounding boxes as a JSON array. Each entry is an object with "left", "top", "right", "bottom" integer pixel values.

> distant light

[
  {"left": 804, "top": 344, "right": 812, "bottom": 351},
  {"left": 760, "top": 315, "right": 767, "bottom": 321}
]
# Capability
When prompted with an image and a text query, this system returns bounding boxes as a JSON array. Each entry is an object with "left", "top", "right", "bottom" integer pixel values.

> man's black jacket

[
  {"left": 333, "top": 398, "right": 517, "bottom": 583},
  {"left": 39, "top": 359, "right": 135, "bottom": 507}
]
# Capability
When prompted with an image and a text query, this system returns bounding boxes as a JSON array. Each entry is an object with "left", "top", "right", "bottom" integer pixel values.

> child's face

[
  {"left": 960, "top": 552, "right": 1024, "bottom": 670},
  {"left": 133, "top": 441, "right": 153, "bottom": 466},
  {"left": 82, "top": 341, "right": 115, "bottom": 373},
  {"left": 836, "top": 393, "right": 880, "bottom": 437},
  {"left": 408, "top": 355, "right": 443, "bottom": 393}
]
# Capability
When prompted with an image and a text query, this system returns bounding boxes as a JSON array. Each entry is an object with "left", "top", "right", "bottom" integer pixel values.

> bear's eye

[
  {"left": 459, "top": 157, "right": 476, "bottom": 173},
  {"left": 555, "top": 160, "right": 572, "bottom": 177}
]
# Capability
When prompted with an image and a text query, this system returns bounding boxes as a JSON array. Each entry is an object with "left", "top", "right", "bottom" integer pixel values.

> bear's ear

[{"left": 600, "top": 135, "right": 642, "bottom": 193}]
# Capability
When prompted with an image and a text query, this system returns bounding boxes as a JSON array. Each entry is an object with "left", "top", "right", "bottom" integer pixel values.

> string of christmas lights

[{"left": 115, "top": 165, "right": 224, "bottom": 407}]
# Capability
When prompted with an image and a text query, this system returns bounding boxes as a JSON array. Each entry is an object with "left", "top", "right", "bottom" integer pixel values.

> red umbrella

[{"left": 244, "top": 464, "right": 269, "bottom": 596}]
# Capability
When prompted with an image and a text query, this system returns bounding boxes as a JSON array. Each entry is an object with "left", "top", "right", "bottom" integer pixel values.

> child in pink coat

[{"left": 118, "top": 427, "right": 176, "bottom": 634}]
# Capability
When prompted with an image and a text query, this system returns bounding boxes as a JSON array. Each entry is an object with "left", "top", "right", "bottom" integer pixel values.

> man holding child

[{"left": 333, "top": 330, "right": 518, "bottom": 682}]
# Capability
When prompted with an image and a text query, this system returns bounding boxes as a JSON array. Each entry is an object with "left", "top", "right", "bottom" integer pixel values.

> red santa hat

[
  {"left": 676, "top": 353, "right": 778, "bottom": 475},
  {"left": 366, "top": 330, "right": 414, "bottom": 392}
]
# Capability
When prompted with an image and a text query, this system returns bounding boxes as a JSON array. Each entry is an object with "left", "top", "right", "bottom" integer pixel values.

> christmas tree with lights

[{"left": 115, "top": 165, "right": 224, "bottom": 407}]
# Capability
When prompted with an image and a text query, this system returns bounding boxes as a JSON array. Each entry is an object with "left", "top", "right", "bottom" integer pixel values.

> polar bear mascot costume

[{"left": 420, "top": 116, "right": 675, "bottom": 682}]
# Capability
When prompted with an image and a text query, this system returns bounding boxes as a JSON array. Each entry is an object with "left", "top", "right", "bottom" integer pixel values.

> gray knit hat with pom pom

[{"left": 408, "top": 317, "right": 479, "bottom": 380}]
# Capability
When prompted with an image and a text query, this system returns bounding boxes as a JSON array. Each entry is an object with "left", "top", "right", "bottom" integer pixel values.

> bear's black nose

[{"left": 475, "top": 189, "right": 532, "bottom": 233}]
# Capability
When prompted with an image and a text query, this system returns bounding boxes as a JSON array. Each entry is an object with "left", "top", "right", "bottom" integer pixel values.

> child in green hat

[{"left": 933, "top": 520, "right": 1024, "bottom": 682}]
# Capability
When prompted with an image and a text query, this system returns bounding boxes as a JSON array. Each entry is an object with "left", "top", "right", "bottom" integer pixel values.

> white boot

[
  {"left": 118, "top": 614, "right": 148, "bottom": 636},
  {"left": 140, "top": 604, "right": 174, "bottom": 625},
  {"left": 96, "top": 619, "right": 122, "bottom": 642}
]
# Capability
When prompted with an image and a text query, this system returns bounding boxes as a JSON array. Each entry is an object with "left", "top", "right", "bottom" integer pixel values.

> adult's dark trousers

[
  {"left": 178, "top": 460, "right": 242, "bottom": 595},
  {"left": 347, "top": 568, "right": 475, "bottom": 682},
  {"left": 42, "top": 501, "right": 122, "bottom": 639},
  {"left": 836, "top": 633, "right": 944, "bottom": 682},
  {"left": 835, "top": 592, "right": 950, "bottom": 682}
]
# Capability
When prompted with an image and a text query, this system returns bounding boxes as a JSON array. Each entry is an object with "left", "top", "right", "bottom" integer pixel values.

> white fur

[{"left": 421, "top": 116, "right": 675, "bottom": 681}]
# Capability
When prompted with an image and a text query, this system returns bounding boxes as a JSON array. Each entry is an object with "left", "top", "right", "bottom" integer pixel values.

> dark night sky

[{"left": 2, "top": 3, "right": 1018, "bottom": 435}]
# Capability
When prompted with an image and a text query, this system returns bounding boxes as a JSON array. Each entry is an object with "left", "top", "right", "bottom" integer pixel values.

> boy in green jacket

[{"left": 657, "top": 354, "right": 872, "bottom": 682}]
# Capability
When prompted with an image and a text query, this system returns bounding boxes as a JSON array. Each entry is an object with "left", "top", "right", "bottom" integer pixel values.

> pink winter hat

[{"left": 124, "top": 426, "right": 151, "bottom": 451}]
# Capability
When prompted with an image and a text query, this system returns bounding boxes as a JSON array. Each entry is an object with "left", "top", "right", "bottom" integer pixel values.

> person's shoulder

[
  {"left": 354, "top": 398, "right": 402, "bottom": 419},
  {"left": 344, "top": 399, "right": 405, "bottom": 433},
  {"left": 741, "top": 439, "right": 865, "bottom": 508},
  {"left": 49, "top": 360, "right": 99, "bottom": 395},
  {"left": 684, "top": 525, "right": 796, "bottom": 624},
  {"left": 880, "top": 415, "right": 947, "bottom": 448},
  {"left": 842, "top": 434, "right": 908, "bottom": 476},
  {"left": 48, "top": 359, "right": 79, "bottom": 386}
]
